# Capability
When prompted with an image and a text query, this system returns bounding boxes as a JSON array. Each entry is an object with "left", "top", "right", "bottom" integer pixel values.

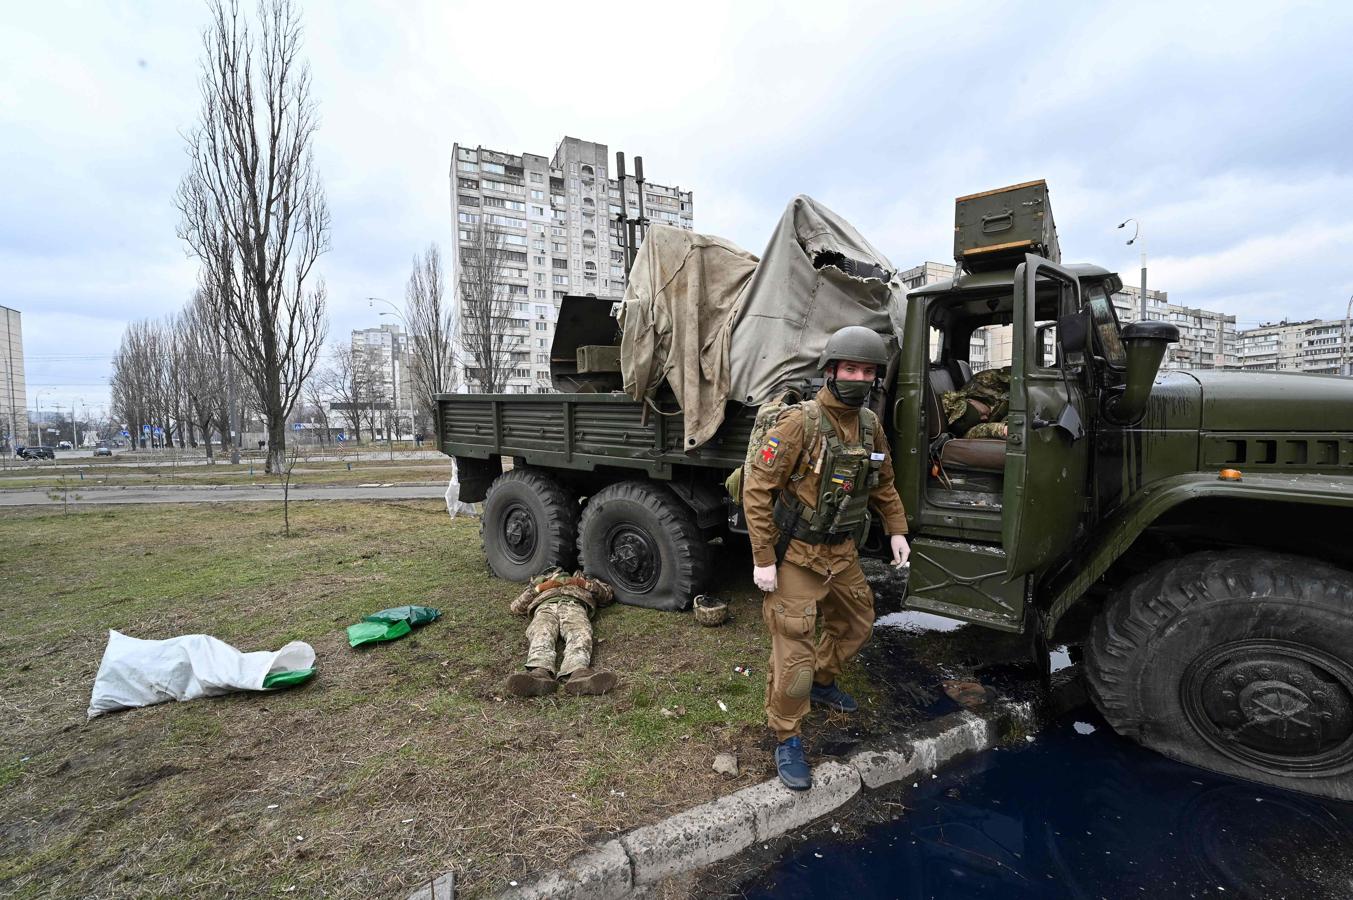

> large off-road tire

[
  {"left": 480, "top": 468, "right": 578, "bottom": 581},
  {"left": 1085, "top": 551, "right": 1353, "bottom": 800},
  {"left": 577, "top": 480, "right": 710, "bottom": 611}
]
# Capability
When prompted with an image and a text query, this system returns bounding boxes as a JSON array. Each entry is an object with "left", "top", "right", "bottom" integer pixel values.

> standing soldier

[{"left": 742, "top": 326, "right": 910, "bottom": 790}]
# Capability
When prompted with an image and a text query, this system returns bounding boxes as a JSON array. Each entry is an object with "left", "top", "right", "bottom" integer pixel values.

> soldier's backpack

[{"left": 724, "top": 389, "right": 806, "bottom": 505}]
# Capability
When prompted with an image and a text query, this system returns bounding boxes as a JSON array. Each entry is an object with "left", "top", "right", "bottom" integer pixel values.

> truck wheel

[
  {"left": 578, "top": 481, "right": 709, "bottom": 611},
  {"left": 1085, "top": 551, "right": 1353, "bottom": 800},
  {"left": 480, "top": 469, "right": 578, "bottom": 581}
]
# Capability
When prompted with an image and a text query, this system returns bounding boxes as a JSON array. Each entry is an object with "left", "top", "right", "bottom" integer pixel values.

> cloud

[{"left": 2, "top": 0, "right": 1352, "bottom": 414}]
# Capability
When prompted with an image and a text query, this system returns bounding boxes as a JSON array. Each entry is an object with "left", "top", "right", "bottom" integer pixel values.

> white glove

[
  {"left": 753, "top": 564, "right": 778, "bottom": 592},
  {"left": 890, "top": 534, "right": 911, "bottom": 566}
]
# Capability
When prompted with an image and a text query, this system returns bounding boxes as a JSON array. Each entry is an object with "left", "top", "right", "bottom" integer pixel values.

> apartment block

[
  {"left": 0, "top": 305, "right": 25, "bottom": 451},
  {"left": 350, "top": 324, "right": 415, "bottom": 435},
  {"left": 1112, "top": 286, "right": 1238, "bottom": 370},
  {"left": 450, "top": 136, "right": 693, "bottom": 393},
  {"left": 1237, "top": 319, "right": 1352, "bottom": 375}
]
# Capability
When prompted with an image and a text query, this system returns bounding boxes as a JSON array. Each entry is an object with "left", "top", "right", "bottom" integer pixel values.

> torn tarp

[
  {"left": 727, "top": 195, "right": 902, "bottom": 408},
  {"left": 617, "top": 196, "right": 903, "bottom": 449}
]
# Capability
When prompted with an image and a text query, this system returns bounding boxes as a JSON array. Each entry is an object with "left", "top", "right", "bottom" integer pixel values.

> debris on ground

[
  {"left": 941, "top": 679, "right": 996, "bottom": 709},
  {"left": 660, "top": 705, "right": 687, "bottom": 719},
  {"left": 347, "top": 605, "right": 442, "bottom": 648},
  {"left": 712, "top": 753, "right": 739, "bottom": 777},
  {"left": 87, "top": 630, "right": 316, "bottom": 718}
]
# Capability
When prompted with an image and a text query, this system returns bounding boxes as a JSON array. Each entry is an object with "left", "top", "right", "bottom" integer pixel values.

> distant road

[{"left": 0, "top": 483, "right": 451, "bottom": 507}]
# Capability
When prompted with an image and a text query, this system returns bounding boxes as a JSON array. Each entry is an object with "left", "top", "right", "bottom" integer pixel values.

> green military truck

[{"left": 439, "top": 181, "right": 1353, "bottom": 800}]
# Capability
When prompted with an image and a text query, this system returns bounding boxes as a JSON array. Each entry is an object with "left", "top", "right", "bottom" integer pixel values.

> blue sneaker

[
  {"left": 810, "top": 681, "right": 858, "bottom": 713},
  {"left": 775, "top": 737, "right": 812, "bottom": 791}
]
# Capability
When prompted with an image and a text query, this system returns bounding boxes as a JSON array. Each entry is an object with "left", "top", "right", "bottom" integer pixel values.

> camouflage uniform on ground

[
  {"left": 942, "top": 367, "right": 1011, "bottom": 439},
  {"left": 509, "top": 569, "right": 614, "bottom": 677}
]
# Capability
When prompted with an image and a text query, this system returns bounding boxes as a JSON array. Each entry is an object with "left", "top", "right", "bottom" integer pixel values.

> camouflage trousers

[{"left": 524, "top": 598, "right": 593, "bottom": 677}]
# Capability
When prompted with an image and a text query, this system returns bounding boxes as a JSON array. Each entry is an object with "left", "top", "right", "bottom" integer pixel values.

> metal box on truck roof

[{"left": 953, "top": 180, "right": 1060, "bottom": 270}]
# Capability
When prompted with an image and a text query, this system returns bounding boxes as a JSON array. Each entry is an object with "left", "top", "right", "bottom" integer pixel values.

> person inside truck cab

[
  {"left": 942, "top": 366, "right": 1011, "bottom": 439},
  {"left": 741, "top": 326, "right": 911, "bottom": 791}
]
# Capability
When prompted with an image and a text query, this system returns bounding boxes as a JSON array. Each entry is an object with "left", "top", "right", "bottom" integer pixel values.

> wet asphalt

[{"left": 731, "top": 706, "right": 1353, "bottom": 899}]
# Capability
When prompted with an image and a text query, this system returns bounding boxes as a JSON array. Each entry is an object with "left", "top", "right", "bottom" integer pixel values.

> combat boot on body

[
  {"left": 505, "top": 667, "right": 558, "bottom": 697},
  {"left": 810, "top": 680, "right": 858, "bottom": 713},
  {"left": 775, "top": 737, "right": 812, "bottom": 791},
  {"left": 562, "top": 667, "right": 618, "bottom": 696}
]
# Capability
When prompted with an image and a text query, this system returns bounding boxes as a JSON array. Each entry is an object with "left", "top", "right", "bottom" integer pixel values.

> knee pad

[{"left": 785, "top": 666, "right": 814, "bottom": 699}]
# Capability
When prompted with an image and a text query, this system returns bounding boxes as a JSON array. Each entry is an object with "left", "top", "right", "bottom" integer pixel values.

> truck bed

[{"left": 436, "top": 392, "right": 757, "bottom": 479}]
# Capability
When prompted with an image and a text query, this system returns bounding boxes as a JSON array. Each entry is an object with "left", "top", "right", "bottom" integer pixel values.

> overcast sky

[{"left": 3, "top": 0, "right": 1352, "bottom": 417}]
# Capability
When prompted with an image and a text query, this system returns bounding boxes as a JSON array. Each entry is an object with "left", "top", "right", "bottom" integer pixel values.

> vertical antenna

[
  {"left": 615, "top": 151, "right": 633, "bottom": 273},
  {"left": 634, "top": 155, "right": 648, "bottom": 245}
]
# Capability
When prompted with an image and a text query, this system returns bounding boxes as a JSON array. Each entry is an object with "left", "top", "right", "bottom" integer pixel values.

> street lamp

[
  {"left": 368, "top": 298, "right": 400, "bottom": 446},
  {"left": 1118, "top": 218, "right": 1148, "bottom": 321},
  {"left": 368, "top": 297, "right": 409, "bottom": 457},
  {"left": 33, "top": 388, "right": 52, "bottom": 446}
]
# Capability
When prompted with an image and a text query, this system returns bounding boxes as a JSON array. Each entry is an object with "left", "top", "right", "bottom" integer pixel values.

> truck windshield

[{"left": 1085, "top": 286, "right": 1127, "bottom": 367}]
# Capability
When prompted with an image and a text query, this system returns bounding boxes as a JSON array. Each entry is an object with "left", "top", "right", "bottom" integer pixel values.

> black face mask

[{"left": 828, "top": 377, "right": 873, "bottom": 408}]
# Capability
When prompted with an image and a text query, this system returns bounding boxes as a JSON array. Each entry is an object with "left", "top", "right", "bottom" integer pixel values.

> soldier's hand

[
  {"left": 890, "top": 534, "right": 911, "bottom": 567},
  {"left": 753, "top": 564, "right": 778, "bottom": 592}
]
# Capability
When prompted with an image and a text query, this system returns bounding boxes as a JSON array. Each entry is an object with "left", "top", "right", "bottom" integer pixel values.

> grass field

[
  {"left": 0, "top": 501, "right": 779, "bottom": 898},
  {"left": 0, "top": 455, "right": 451, "bottom": 492}
]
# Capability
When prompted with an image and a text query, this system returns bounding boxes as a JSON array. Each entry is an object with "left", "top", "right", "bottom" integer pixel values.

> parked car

[
  {"left": 20, "top": 446, "right": 55, "bottom": 460},
  {"left": 94, "top": 446, "right": 113, "bottom": 457},
  {"left": 57, "top": 441, "right": 73, "bottom": 450}
]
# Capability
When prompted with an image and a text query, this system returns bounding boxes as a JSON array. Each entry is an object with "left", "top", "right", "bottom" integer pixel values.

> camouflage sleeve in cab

[
  {"left": 868, "top": 421, "right": 908, "bottom": 535},
  {"left": 741, "top": 408, "right": 808, "bottom": 568}
]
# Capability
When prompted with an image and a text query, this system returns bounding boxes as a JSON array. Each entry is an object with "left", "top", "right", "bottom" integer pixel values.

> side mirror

[
  {"left": 1104, "top": 321, "right": 1180, "bottom": 425},
  {"left": 1056, "top": 310, "right": 1090, "bottom": 357}
]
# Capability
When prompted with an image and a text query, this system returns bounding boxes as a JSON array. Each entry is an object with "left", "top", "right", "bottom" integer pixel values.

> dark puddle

[{"left": 721, "top": 707, "right": 1353, "bottom": 900}]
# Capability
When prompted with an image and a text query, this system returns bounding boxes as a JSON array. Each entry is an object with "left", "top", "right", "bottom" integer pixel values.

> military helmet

[{"left": 817, "top": 325, "right": 890, "bottom": 369}]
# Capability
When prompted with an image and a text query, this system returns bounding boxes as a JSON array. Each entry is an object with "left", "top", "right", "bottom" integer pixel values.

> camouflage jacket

[
  {"left": 509, "top": 570, "right": 615, "bottom": 619},
  {"left": 942, "top": 366, "right": 1011, "bottom": 435}
]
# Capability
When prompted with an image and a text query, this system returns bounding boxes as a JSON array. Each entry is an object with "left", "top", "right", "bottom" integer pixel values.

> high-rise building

[
  {"left": 0, "top": 305, "right": 25, "bottom": 452},
  {"left": 1111, "top": 286, "right": 1237, "bottom": 370},
  {"left": 1237, "top": 318, "right": 1352, "bottom": 375},
  {"left": 350, "top": 323, "right": 415, "bottom": 437},
  {"left": 450, "top": 136, "right": 694, "bottom": 393}
]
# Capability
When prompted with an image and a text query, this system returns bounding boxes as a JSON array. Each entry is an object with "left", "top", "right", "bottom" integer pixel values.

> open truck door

[{"left": 1001, "top": 255, "right": 1091, "bottom": 579}]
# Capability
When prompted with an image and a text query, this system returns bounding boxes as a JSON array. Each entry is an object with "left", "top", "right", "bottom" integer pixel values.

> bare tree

[
  {"left": 176, "top": 0, "right": 330, "bottom": 473},
  {"left": 316, "top": 344, "right": 380, "bottom": 442},
  {"left": 457, "top": 217, "right": 521, "bottom": 393},
  {"left": 405, "top": 242, "right": 458, "bottom": 431}
]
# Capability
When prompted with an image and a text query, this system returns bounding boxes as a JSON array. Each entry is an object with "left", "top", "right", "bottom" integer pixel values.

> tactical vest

[{"left": 773, "top": 401, "right": 881, "bottom": 549}]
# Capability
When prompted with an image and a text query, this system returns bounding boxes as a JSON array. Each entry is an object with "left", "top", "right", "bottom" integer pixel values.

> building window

[
  {"left": 482, "top": 162, "right": 506, "bottom": 175},
  {"left": 456, "top": 161, "right": 477, "bottom": 172},
  {"left": 552, "top": 242, "right": 566, "bottom": 253},
  {"left": 552, "top": 274, "right": 568, "bottom": 285},
  {"left": 530, "top": 172, "right": 543, "bottom": 183},
  {"left": 536, "top": 322, "right": 547, "bottom": 331},
  {"left": 457, "top": 212, "right": 479, "bottom": 224},
  {"left": 530, "top": 189, "right": 545, "bottom": 200},
  {"left": 533, "top": 289, "right": 546, "bottom": 299},
  {"left": 457, "top": 147, "right": 476, "bottom": 161},
  {"left": 532, "top": 240, "right": 545, "bottom": 250},
  {"left": 458, "top": 178, "right": 478, "bottom": 190}
]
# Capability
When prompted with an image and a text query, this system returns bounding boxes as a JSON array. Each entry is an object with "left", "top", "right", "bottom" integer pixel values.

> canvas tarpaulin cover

[
  {"left": 618, "top": 195, "right": 903, "bottom": 448},
  {"left": 617, "top": 227, "right": 759, "bottom": 448}
]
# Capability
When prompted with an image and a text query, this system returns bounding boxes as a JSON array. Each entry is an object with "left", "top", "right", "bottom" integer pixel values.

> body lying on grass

[{"left": 506, "top": 568, "right": 618, "bottom": 697}]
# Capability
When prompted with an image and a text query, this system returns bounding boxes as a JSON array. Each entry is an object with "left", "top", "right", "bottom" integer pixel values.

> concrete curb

[{"left": 436, "top": 699, "right": 1036, "bottom": 900}]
